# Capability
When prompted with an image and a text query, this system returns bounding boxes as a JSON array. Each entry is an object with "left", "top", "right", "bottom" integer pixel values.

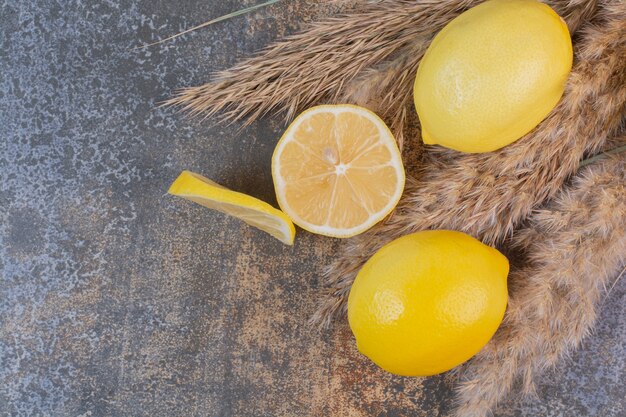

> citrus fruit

[
  {"left": 168, "top": 170, "right": 295, "bottom": 245},
  {"left": 272, "top": 105, "right": 405, "bottom": 238},
  {"left": 414, "top": 0, "right": 573, "bottom": 153},
  {"left": 348, "top": 230, "right": 509, "bottom": 376}
]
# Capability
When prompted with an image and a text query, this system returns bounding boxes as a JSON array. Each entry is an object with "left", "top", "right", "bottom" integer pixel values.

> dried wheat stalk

[
  {"left": 164, "top": 0, "right": 484, "bottom": 131},
  {"left": 165, "top": 1, "right": 597, "bottom": 146},
  {"left": 315, "top": 0, "right": 626, "bottom": 326},
  {"left": 455, "top": 134, "right": 626, "bottom": 417}
]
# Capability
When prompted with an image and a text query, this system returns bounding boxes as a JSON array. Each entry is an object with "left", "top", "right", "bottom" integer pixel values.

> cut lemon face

[
  {"left": 272, "top": 105, "right": 405, "bottom": 238},
  {"left": 169, "top": 171, "right": 296, "bottom": 245}
]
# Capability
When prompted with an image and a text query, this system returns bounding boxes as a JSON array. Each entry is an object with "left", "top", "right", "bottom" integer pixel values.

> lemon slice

[
  {"left": 168, "top": 171, "right": 295, "bottom": 245},
  {"left": 272, "top": 105, "right": 405, "bottom": 238}
]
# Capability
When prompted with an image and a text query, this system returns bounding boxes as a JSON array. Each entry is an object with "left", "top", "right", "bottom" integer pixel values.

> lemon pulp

[{"left": 272, "top": 105, "right": 405, "bottom": 238}]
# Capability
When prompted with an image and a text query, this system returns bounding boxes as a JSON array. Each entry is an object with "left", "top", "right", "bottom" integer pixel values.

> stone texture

[{"left": 0, "top": 1, "right": 624, "bottom": 416}]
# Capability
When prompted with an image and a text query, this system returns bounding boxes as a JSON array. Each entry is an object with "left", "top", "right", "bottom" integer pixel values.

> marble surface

[{"left": 1, "top": 1, "right": 624, "bottom": 416}]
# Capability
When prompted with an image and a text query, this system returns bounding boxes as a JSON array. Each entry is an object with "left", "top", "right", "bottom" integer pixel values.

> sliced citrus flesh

[
  {"left": 168, "top": 171, "right": 295, "bottom": 245},
  {"left": 272, "top": 105, "right": 405, "bottom": 238}
]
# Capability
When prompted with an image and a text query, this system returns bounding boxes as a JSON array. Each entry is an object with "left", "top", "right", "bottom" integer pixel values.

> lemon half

[{"left": 272, "top": 105, "right": 405, "bottom": 238}]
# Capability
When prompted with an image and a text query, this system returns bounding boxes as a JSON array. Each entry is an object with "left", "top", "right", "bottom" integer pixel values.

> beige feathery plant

[
  {"left": 134, "top": 0, "right": 284, "bottom": 49},
  {"left": 455, "top": 134, "right": 626, "bottom": 417},
  {"left": 164, "top": 0, "right": 485, "bottom": 129},
  {"left": 164, "top": 0, "right": 598, "bottom": 145}
]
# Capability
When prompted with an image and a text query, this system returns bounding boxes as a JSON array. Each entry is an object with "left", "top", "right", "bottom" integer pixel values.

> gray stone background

[{"left": 1, "top": 1, "right": 624, "bottom": 416}]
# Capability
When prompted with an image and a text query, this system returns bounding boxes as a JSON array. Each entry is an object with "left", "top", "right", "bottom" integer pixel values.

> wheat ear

[
  {"left": 314, "top": 0, "right": 626, "bottom": 327},
  {"left": 164, "top": 1, "right": 595, "bottom": 134},
  {"left": 454, "top": 134, "right": 626, "bottom": 417},
  {"left": 164, "top": 0, "right": 486, "bottom": 127}
]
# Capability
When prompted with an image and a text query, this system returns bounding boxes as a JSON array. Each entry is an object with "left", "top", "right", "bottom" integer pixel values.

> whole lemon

[
  {"left": 414, "top": 0, "right": 573, "bottom": 153},
  {"left": 347, "top": 230, "right": 509, "bottom": 376}
]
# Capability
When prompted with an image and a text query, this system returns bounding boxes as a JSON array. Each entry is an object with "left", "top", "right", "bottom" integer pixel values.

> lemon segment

[
  {"left": 348, "top": 230, "right": 509, "bottom": 376},
  {"left": 414, "top": 0, "right": 573, "bottom": 153},
  {"left": 272, "top": 105, "right": 405, "bottom": 238},
  {"left": 168, "top": 171, "right": 296, "bottom": 245}
]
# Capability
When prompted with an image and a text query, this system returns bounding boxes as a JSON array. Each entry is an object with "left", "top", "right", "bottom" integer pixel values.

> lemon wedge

[{"left": 169, "top": 171, "right": 295, "bottom": 245}]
